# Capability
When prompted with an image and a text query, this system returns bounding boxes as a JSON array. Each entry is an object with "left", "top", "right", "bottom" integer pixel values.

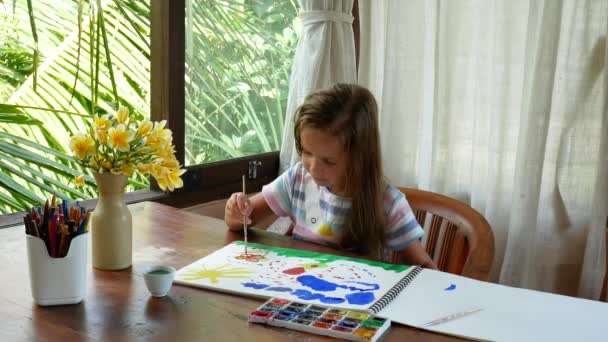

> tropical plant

[
  {"left": 0, "top": 0, "right": 298, "bottom": 214},
  {"left": 0, "top": 0, "right": 150, "bottom": 214},
  {"left": 184, "top": 0, "right": 298, "bottom": 164}
]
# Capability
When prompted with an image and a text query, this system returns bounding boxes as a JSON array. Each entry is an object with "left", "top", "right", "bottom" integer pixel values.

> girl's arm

[
  {"left": 224, "top": 192, "right": 274, "bottom": 231},
  {"left": 399, "top": 240, "right": 438, "bottom": 270}
]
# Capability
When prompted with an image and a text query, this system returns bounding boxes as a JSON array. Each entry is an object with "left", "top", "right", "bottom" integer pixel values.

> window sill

[{"left": 0, "top": 189, "right": 168, "bottom": 229}]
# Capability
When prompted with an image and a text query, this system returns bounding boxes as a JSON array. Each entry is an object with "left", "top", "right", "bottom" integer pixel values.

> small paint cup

[{"left": 144, "top": 265, "right": 175, "bottom": 297}]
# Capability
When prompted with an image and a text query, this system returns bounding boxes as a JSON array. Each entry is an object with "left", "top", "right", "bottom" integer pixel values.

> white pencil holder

[{"left": 26, "top": 233, "right": 88, "bottom": 306}]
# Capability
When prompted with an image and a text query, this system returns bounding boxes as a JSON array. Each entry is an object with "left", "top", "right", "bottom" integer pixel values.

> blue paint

[
  {"left": 296, "top": 275, "right": 380, "bottom": 293},
  {"left": 344, "top": 281, "right": 380, "bottom": 291},
  {"left": 242, "top": 282, "right": 270, "bottom": 289},
  {"left": 338, "top": 321, "right": 358, "bottom": 328},
  {"left": 444, "top": 284, "right": 456, "bottom": 291},
  {"left": 242, "top": 277, "right": 379, "bottom": 307},
  {"left": 291, "top": 289, "right": 345, "bottom": 304},
  {"left": 345, "top": 291, "right": 375, "bottom": 305},
  {"left": 297, "top": 275, "right": 340, "bottom": 291},
  {"left": 291, "top": 289, "right": 325, "bottom": 300},
  {"left": 266, "top": 287, "right": 293, "bottom": 292},
  {"left": 320, "top": 296, "right": 347, "bottom": 304}
]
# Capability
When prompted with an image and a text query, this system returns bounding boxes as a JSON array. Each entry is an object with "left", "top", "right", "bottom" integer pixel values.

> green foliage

[
  {"left": 184, "top": 0, "right": 298, "bottom": 164},
  {"left": 0, "top": 0, "right": 150, "bottom": 214},
  {"left": 0, "top": 0, "right": 298, "bottom": 214}
]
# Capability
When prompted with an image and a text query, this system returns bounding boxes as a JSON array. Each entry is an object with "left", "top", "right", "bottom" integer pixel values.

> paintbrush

[{"left": 242, "top": 175, "right": 248, "bottom": 255}]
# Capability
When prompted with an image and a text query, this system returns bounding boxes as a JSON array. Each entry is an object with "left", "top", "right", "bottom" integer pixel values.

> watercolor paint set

[{"left": 248, "top": 298, "right": 391, "bottom": 342}]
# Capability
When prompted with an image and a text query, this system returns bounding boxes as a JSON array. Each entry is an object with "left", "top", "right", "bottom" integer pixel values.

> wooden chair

[{"left": 394, "top": 187, "right": 495, "bottom": 281}]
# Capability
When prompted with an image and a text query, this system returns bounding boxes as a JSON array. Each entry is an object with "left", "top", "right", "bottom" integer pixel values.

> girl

[{"left": 225, "top": 83, "right": 436, "bottom": 268}]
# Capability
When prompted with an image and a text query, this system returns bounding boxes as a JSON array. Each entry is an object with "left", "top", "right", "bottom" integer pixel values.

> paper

[
  {"left": 174, "top": 241, "right": 415, "bottom": 311},
  {"left": 378, "top": 269, "right": 608, "bottom": 341}
]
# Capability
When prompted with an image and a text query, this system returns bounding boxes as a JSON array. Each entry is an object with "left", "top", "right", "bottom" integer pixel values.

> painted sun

[{"left": 177, "top": 264, "right": 256, "bottom": 284}]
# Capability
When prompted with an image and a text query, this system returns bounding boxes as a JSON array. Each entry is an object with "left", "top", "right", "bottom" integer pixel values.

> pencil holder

[{"left": 26, "top": 233, "right": 88, "bottom": 306}]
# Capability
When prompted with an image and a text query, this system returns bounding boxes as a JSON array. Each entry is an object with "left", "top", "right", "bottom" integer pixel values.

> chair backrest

[{"left": 395, "top": 187, "right": 495, "bottom": 281}]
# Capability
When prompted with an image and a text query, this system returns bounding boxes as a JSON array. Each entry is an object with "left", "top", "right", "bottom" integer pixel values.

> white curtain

[
  {"left": 359, "top": 0, "right": 608, "bottom": 299},
  {"left": 279, "top": 0, "right": 357, "bottom": 173}
]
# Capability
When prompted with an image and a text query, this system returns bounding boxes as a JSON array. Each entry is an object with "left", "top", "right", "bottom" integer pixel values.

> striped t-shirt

[{"left": 262, "top": 163, "right": 424, "bottom": 256}]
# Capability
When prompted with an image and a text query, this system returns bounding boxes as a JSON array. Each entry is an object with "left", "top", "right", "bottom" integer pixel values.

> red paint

[
  {"left": 250, "top": 311, "right": 273, "bottom": 318},
  {"left": 312, "top": 321, "right": 331, "bottom": 329},
  {"left": 270, "top": 298, "right": 289, "bottom": 305},
  {"left": 283, "top": 267, "right": 305, "bottom": 275}
]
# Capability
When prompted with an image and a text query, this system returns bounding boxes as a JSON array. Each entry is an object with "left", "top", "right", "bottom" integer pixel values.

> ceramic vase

[{"left": 91, "top": 172, "right": 132, "bottom": 270}]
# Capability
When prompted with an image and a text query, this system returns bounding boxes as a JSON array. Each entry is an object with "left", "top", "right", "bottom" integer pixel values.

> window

[
  {"left": 0, "top": 1, "right": 152, "bottom": 224},
  {"left": 151, "top": 0, "right": 298, "bottom": 206}
]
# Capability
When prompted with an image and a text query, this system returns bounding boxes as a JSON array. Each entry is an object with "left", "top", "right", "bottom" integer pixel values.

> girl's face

[{"left": 300, "top": 127, "right": 349, "bottom": 196}]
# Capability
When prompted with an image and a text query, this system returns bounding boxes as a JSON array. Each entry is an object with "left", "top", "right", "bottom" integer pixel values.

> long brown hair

[{"left": 294, "top": 83, "right": 385, "bottom": 259}]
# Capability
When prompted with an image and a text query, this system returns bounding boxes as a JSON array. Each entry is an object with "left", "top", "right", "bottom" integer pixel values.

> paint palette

[{"left": 248, "top": 298, "right": 391, "bottom": 342}]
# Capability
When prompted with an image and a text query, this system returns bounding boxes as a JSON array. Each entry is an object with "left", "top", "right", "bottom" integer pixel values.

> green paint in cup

[{"left": 146, "top": 269, "right": 170, "bottom": 276}]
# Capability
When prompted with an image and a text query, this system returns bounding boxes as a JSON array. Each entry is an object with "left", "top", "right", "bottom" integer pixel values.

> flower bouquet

[
  {"left": 68, "top": 107, "right": 185, "bottom": 270},
  {"left": 69, "top": 107, "right": 185, "bottom": 191}
]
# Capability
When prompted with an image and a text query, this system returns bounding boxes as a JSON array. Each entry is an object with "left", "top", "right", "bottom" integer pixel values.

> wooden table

[{"left": 0, "top": 202, "right": 465, "bottom": 341}]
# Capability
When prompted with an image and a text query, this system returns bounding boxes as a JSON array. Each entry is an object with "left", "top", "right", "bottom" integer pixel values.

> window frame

[
  {"left": 150, "top": 0, "right": 281, "bottom": 209},
  {"left": 0, "top": 0, "right": 360, "bottom": 228}
]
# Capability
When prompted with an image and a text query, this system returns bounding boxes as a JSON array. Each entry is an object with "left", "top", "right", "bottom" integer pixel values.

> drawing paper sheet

[
  {"left": 378, "top": 269, "right": 608, "bottom": 341},
  {"left": 174, "top": 241, "right": 414, "bottom": 311}
]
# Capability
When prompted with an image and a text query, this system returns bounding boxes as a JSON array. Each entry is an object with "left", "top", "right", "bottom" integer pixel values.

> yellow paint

[
  {"left": 317, "top": 223, "right": 334, "bottom": 236},
  {"left": 353, "top": 327, "right": 376, "bottom": 339},
  {"left": 347, "top": 311, "right": 369, "bottom": 320},
  {"left": 300, "top": 262, "right": 328, "bottom": 270},
  {"left": 177, "top": 264, "right": 255, "bottom": 284}
]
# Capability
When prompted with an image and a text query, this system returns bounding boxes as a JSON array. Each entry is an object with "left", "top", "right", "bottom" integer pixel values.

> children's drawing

[
  {"left": 178, "top": 264, "right": 256, "bottom": 284},
  {"left": 175, "top": 241, "right": 414, "bottom": 311}
]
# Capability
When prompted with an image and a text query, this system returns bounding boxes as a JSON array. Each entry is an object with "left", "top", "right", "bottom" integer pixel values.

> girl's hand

[{"left": 224, "top": 192, "right": 253, "bottom": 230}]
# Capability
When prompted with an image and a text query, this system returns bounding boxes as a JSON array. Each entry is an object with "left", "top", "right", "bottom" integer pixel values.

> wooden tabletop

[{"left": 0, "top": 201, "right": 466, "bottom": 341}]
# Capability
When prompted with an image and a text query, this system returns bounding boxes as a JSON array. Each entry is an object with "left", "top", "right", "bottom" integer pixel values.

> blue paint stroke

[
  {"left": 291, "top": 289, "right": 324, "bottom": 300},
  {"left": 265, "top": 287, "right": 292, "bottom": 292},
  {"left": 345, "top": 292, "right": 375, "bottom": 305},
  {"left": 320, "top": 296, "right": 347, "bottom": 304},
  {"left": 297, "top": 275, "right": 339, "bottom": 291},
  {"left": 297, "top": 275, "right": 380, "bottom": 292},
  {"left": 344, "top": 281, "right": 380, "bottom": 291},
  {"left": 242, "top": 282, "right": 270, "bottom": 290},
  {"left": 291, "top": 289, "right": 345, "bottom": 304},
  {"left": 444, "top": 284, "right": 456, "bottom": 291}
]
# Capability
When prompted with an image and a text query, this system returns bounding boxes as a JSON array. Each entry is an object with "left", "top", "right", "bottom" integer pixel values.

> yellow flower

[
  {"left": 146, "top": 120, "right": 172, "bottom": 148},
  {"left": 94, "top": 114, "right": 112, "bottom": 131},
  {"left": 107, "top": 124, "right": 135, "bottom": 152},
  {"left": 136, "top": 163, "right": 150, "bottom": 174},
  {"left": 157, "top": 168, "right": 186, "bottom": 191},
  {"left": 95, "top": 129, "right": 107, "bottom": 144},
  {"left": 162, "top": 158, "right": 180, "bottom": 170},
  {"left": 156, "top": 145, "right": 176, "bottom": 160},
  {"left": 116, "top": 107, "right": 129, "bottom": 124},
  {"left": 69, "top": 107, "right": 186, "bottom": 193},
  {"left": 148, "top": 163, "right": 165, "bottom": 179},
  {"left": 69, "top": 133, "right": 95, "bottom": 160},
  {"left": 120, "top": 164, "right": 134, "bottom": 176},
  {"left": 137, "top": 120, "right": 153, "bottom": 136},
  {"left": 74, "top": 175, "right": 85, "bottom": 187}
]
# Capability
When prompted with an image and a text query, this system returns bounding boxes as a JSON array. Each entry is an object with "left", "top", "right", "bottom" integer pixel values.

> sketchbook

[
  {"left": 174, "top": 241, "right": 419, "bottom": 313},
  {"left": 174, "top": 241, "right": 608, "bottom": 342}
]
